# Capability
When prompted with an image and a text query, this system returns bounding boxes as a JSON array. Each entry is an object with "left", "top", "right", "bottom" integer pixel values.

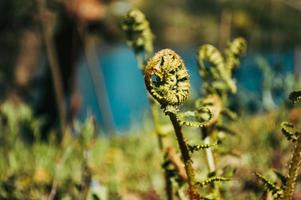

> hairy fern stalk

[
  {"left": 144, "top": 49, "right": 201, "bottom": 199},
  {"left": 257, "top": 91, "right": 301, "bottom": 200},
  {"left": 196, "top": 38, "right": 247, "bottom": 199},
  {"left": 283, "top": 91, "right": 301, "bottom": 200}
]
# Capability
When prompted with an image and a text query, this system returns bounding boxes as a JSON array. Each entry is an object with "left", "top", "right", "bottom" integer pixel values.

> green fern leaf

[
  {"left": 281, "top": 122, "right": 299, "bottom": 142},
  {"left": 197, "top": 176, "right": 230, "bottom": 188},
  {"left": 188, "top": 141, "right": 219, "bottom": 153},
  {"left": 254, "top": 172, "right": 283, "bottom": 198},
  {"left": 176, "top": 108, "right": 213, "bottom": 128}
]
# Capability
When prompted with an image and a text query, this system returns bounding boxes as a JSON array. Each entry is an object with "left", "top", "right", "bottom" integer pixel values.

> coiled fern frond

[
  {"left": 195, "top": 95, "right": 222, "bottom": 127},
  {"left": 121, "top": 9, "right": 154, "bottom": 61},
  {"left": 198, "top": 45, "right": 228, "bottom": 93},
  {"left": 144, "top": 49, "right": 220, "bottom": 199},
  {"left": 224, "top": 37, "right": 247, "bottom": 71},
  {"left": 197, "top": 38, "right": 247, "bottom": 94},
  {"left": 144, "top": 49, "right": 190, "bottom": 108},
  {"left": 198, "top": 44, "right": 225, "bottom": 81},
  {"left": 176, "top": 108, "right": 213, "bottom": 128}
]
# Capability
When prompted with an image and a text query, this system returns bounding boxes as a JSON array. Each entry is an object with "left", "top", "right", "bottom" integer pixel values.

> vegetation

[
  {"left": 0, "top": 3, "right": 301, "bottom": 200},
  {"left": 256, "top": 91, "right": 301, "bottom": 200}
]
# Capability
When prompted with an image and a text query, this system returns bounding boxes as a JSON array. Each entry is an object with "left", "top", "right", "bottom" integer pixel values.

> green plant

[
  {"left": 195, "top": 38, "right": 247, "bottom": 199},
  {"left": 256, "top": 90, "right": 301, "bottom": 199},
  {"left": 144, "top": 48, "right": 211, "bottom": 199},
  {"left": 121, "top": 9, "right": 154, "bottom": 67},
  {"left": 122, "top": 8, "right": 248, "bottom": 199},
  {"left": 122, "top": 9, "right": 177, "bottom": 200}
]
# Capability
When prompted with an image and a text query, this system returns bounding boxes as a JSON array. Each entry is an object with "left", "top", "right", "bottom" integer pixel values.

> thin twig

[{"left": 36, "top": 0, "right": 66, "bottom": 131}]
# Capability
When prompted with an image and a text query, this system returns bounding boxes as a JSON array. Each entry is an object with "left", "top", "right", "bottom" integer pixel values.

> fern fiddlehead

[
  {"left": 198, "top": 38, "right": 246, "bottom": 95},
  {"left": 198, "top": 44, "right": 227, "bottom": 94},
  {"left": 122, "top": 10, "right": 176, "bottom": 200},
  {"left": 144, "top": 49, "right": 201, "bottom": 200},
  {"left": 121, "top": 9, "right": 154, "bottom": 67},
  {"left": 196, "top": 38, "right": 247, "bottom": 199},
  {"left": 144, "top": 49, "right": 190, "bottom": 108},
  {"left": 224, "top": 37, "right": 247, "bottom": 71}
]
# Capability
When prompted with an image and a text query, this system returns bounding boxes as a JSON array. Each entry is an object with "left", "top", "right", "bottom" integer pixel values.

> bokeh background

[{"left": 1, "top": 0, "right": 301, "bottom": 132}]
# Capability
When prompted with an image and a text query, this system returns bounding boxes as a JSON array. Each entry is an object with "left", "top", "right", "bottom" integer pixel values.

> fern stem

[
  {"left": 201, "top": 127, "right": 221, "bottom": 199},
  {"left": 169, "top": 112, "right": 200, "bottom": 200},
  {"left": 283, "top": 135, "right": 301, "bottom": 200}
]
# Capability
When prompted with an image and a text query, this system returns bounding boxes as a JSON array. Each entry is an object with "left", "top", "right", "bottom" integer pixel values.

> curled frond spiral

[
  {"left": 197, "top": 44, "right": 225, "bottom": 82},
  {"left": 121, "top": 9, "right": 154, "bottom": 58},
  {"left": 197, "top": 44, "right": 236, "bottom": 93},
  {"left": 197, "top": 37, "right": 247, "bottom": 94},
  {"left": 176, "top": 108, "right": 213, "bottom": 128},
  {"left": 195, "top": 95, "right": 222, "bottom": 127},
  {"left": 225, "top": 37, "right": 247, "bottom": 71},
  {"left": 144, "top": 49, "right": 190, "bottom": 108}
]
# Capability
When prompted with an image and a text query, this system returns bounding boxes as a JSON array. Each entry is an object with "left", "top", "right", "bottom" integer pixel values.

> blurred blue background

[{"left": 76, "top": 45, "right": 294, "bottom": 131}]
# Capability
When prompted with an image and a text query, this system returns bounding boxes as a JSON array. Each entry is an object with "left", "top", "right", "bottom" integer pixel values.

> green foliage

[
  {"left": 256, "top": 90, "right": 301, "bottom": 200},
  {"left": 142, "top": 36, "right": 246, "bottom": 199},
  {"left": 197, "top": 177, "right": 230, "bottom": 188},
  {"left": 144, "top": 49, "right": 190, "bottom": 108},
  {"left": 121, "top": 9, "right": 154, "bottom": 63},
  {"left": 144, "top": 48, "right": 216, "bottom": 199},
  {"left": 254, "top": 172, "right": 283, "bottom": 199},
  {"left": 1, "top": 99, "right": 299, "bottom": 199},
  {"left": 188, "top": 142, "right": 219, "bottom": 153},
  {"left": 122, "top": 9, "right": 245, "bottom": 200},
  {"left": 176, "top": 109, "right": 213, "bottom": 128},
  {"left": 3, "top": 5, "right": 300, "bottom": 200},
  {"left": 281, "top": 122, "right": 299, "bottom": 142},
  {"left": 195, "top": 38, "right": 247, "bottom": 200},
  {"left": 197, "top": 38, "right": 247, "bottom": 95},
  {"left": 224, "top": 38, "right": 247, "bottom": 71},
  {"left": 0, "top": 108, "right": 163, "bottom": 199}
]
